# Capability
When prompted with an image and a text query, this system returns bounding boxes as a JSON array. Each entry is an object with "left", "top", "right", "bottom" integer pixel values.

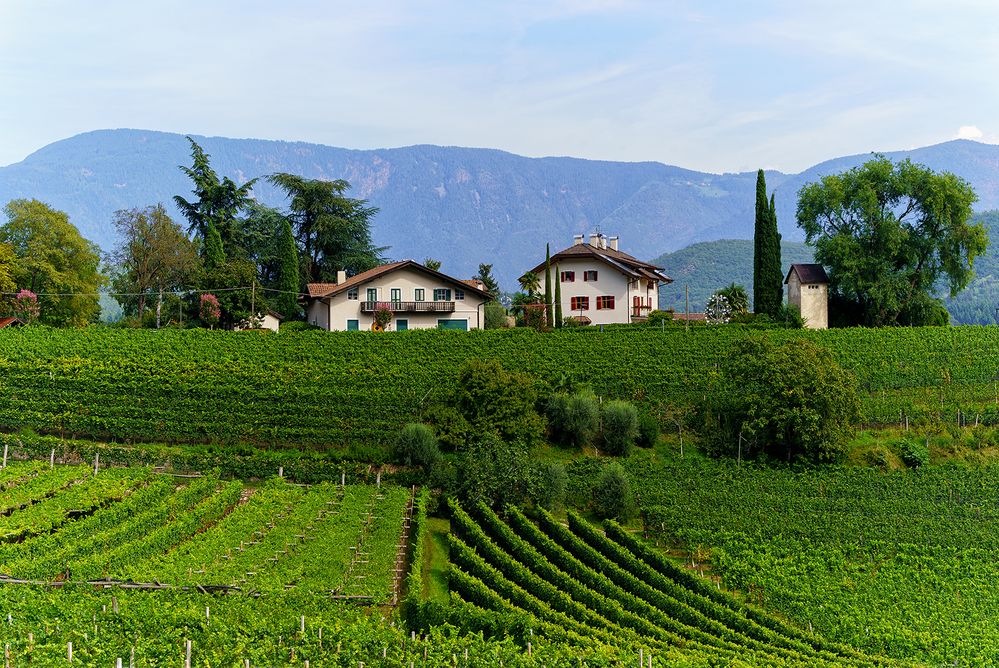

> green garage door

[{"left": 437, "top": 319, "right": 468, "bottom": 331}]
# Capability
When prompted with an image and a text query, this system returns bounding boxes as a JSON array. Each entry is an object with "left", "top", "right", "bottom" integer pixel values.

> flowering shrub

[
  {"left": 11, "top": 289, "right": 40, "bottom": 324},
  {"left": 200, "top": 293, "right": 221, "bottom": 327},
  {"left": 374, "top": 306, "right": 393, "bottom": 329}
]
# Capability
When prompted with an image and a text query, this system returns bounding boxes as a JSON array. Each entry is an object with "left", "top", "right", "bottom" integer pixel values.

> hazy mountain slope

[{"left": 1, "top": 130, "right": 998, "bottom": 289}]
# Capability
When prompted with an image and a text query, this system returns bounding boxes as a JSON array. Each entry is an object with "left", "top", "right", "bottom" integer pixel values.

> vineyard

[
  {"left": 616, "top": 456, "right": 999, "bottom": 665},
  {"left": 2, "top": 326, "right": 999, "bottom": 450},
  {"left": 440, "top": 499, "right": 900, "bottom": 667}
]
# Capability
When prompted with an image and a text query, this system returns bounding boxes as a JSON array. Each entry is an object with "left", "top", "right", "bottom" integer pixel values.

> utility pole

[{"left": 685, "top": 285, "right": 689, "bottom": 331}]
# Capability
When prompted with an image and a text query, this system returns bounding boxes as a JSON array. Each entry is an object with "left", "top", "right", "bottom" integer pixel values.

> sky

[{"left": 0, "top": 0, "right": 997, "bottom": 173}]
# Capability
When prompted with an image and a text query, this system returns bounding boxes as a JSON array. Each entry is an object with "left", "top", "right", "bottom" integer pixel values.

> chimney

[
  {"left": 573, "top": 234, "right": 585, "bottom": 246},
  {"left": 600, "top": 236, "right": 608, "bottom": 250},
  {"left": 336, "top": 270, "right": 347, "bottom": 284},
  {"left": 609, "top": 236, "right": 619, "bottom": 251},
  {"left": 588, "top": 233, "right": 600, "bottom": 248}
]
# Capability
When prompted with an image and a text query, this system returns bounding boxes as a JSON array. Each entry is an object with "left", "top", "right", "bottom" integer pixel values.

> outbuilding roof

[{"left": 785, "top": 263, "right": 829, "bottom": 285}]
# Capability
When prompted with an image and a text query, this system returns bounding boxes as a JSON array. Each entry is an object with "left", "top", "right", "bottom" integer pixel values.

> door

[
  {"left": 633, "top": 295, "right": 642, "bottom": 317},
  {"left": 396, "top": 319, "right": 408, "bottom": 331},
  {"left": 437, "top": 319, "right": 468, "bottom": 331},
  {"left": 346, "top": 319, "right": 359, "bottom": 331}
]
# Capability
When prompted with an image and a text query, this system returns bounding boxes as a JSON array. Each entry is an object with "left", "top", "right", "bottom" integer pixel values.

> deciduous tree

[
  {"left": 0, "top": 199, "right": 104, "bottom": 326},
  {"left": 796, "top": 155, "right": 986, "bottom": 326}
]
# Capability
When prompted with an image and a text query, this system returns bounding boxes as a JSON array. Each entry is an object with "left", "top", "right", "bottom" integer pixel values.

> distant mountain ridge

[{"left": 1, "top": 130, "right": 999, "bottom": 287}]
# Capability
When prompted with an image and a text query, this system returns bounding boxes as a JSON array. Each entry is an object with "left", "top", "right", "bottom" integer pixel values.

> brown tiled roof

[
  {"left": 306, "top": 283, "right": 338, "bottom": 298},
  {"left": 785, "top": 264, "right": 829, "bottom": 285},
  {"left": 0, "top": 317, "right": 24, "bottom": 329},
  {"left": 672, "top": 312, "right": 707, "bottom": 321},
  {"left": 527, "top": 242, "right": 672, "bottom": 284},
  {"left": 306, "top": 261, "right": 494, "bottom": 301}
]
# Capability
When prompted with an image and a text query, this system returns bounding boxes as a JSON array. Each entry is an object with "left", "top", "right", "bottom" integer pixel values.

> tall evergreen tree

[
  {"left": 753, "top": 171, "right": 783, "bottom": 317},
  {"left": 203, "top": 220, "right": 226, "bottom": 271},
  {"left": 274, "top": 216, "right": 300, "bottom": 319},
  {"left": 553, "top": 263, "right": 563, "bottom": 327},
  {"left": 544, "top": 244, "right": 553, "bottom": 328}
]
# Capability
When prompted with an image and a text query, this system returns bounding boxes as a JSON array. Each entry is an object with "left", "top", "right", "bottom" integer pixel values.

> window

[
  {"left": 433, "top": 288, "right": 452, "bottom": 301},
  {"left": 396, "top": 319, "right": 408, "bottom": 331},
  {"left": 346, "top": 319, "right": 359, "bottom": 331},
  {"left": 596, "top": 296, "right": 615, "bottom": 310},
  {"left": 584, "top": 270, "right": 598, "bottom": 282},
  {"left": 570, "top": 296, "right": 589, "bottom": 311},
  {"left": 561, "top": 271, "right": 575, "bottom": 282},
  {"left": 347, "top": 288, "right": 358, "bottom": 300},
  {"left": 390, "top": 288, "right": 402, "bottom": 303},
  {"left": 366, "top": 288, "right": 378, "bottom": 302},
  {"left": 455, "top": 289, "right": 465, "bottom": 301},
  {"left": 415, "top": 288, "right": 425, "bottom": 302}
]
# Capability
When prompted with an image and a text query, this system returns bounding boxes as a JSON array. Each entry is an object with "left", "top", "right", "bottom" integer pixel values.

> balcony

[{"left": 361, "top": 301, "right": 456, "bottom": 313}]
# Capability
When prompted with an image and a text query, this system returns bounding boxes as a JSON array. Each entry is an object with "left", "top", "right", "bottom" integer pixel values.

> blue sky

[{"left": 0, "top": 1, "right": 996, "bottom": 172}]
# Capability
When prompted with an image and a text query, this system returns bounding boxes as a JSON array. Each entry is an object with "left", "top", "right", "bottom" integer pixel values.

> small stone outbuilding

[{"left": 784, "top": 264, "right": 829, "bottom": 329}]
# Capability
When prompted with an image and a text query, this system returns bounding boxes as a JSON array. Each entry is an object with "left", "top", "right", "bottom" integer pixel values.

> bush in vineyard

[
  {"left": 705, "top": 337, "right": 860, "bottom": 463},
  {"left": 546, "top": 390, "right": 600, "bottom": 448},
  {"left": 601, "top": 400, "right": 638, "bottom": 456},
  {"left": 394, "top": 423, "right": 440, "bottom": 472},
  {"left": 592, "top": 462, "right": 635, "bottom": 521}
]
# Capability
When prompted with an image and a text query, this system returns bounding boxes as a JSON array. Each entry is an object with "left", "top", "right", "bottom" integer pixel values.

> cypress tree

[
  {"left": 753, "top": 170, "right": 768, "bottom": 314},
  {"left": 765, "top": 193, "right": 783, "bottom": 313},
  {"left": 203, "top": 220, "right": 226, "bottom": 272},
  {"left": 554, "top": 263, "right": 563, "bottom": 328},
  {"left": 544, "top": 244, "right": 553, "bottom": 328},
  {"left": 275, "top": 216, "right": 300, "bottom": 319}
]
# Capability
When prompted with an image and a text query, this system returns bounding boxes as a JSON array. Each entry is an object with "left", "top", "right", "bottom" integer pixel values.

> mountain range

[{"left": 2, "top": 130, "right": 999, "bottom": 290}]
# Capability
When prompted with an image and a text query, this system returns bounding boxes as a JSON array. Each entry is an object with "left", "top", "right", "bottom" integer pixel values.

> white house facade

[
  {"left": 527, "top": 233, "right": 671, "bottom": 326},
  {"left": 785, "top": 263, "right": 829, "bottom": 330},
  {"left": 305, "top": 261, "right": 492, "bottom": 331}
]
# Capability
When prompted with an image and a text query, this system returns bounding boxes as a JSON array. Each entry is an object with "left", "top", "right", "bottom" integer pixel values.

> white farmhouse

[
  {"left": 526, "top": 233, "right": 671, "bottom": 326},
  {"left": 784, "top": 263, "right": 829, "bottom": 329},
  {"left": 305, "top": 260, "right": 493, "bottom": 331}
]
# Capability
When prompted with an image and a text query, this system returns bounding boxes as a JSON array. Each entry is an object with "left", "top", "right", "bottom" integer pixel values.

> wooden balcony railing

[{"left": 361, "top": 301, "right": 456, "bottom": 313}]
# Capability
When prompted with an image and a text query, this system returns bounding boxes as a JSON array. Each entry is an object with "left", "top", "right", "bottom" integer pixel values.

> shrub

[
  {"left": 454, "top": 359, "right": 545, "bottom": 445},
  {"left": 601, "top": 400, "right": 639, "bottom": 456},
  {"left": 898, "top": 438, "right": 930, "bottom": 468},
  {"left": 534, "top": 462, "right": 568, "bottom": 511},
  {"left": 454, "top": 434, "right": 531, "bottom": 508},
  {"left": 635, "top": 412, "right": 660, "bottom": 448},
  {"left": 705, "top": 337, "right": 860, "bottom": 463},
  {"left": 484, "top": 302, "right": 509, "bottom": 329},
  {"left": 546, "top": 390, "right": 600, "bottom": 448},
  {"left": 421, "top": 404, "right": 472, "bottom": 451},
  {"left": 647, "top": 310, "right": 673, "bottom": 328},
  {"left": 280, "top": 320, "right": 322, "bottom": 333},
  {"left": 592, "top": 462, "right": 635, "bottom": 521},
  {"left": 393, "top": 423, "right": 440, "bottom": 472}
]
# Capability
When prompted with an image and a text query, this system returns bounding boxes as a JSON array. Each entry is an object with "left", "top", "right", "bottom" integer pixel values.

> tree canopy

[
  {"left": 753, "top": 170, "right": 783, "bottom": 317},
  {"left": 173, "top": 137, "right": 257, "bottom": 245},
  {"left": 0, "top": 199, "right": 105, "bottom": 326},
  {"left": 267, "top": 173, "right": 385, "bottom": 283},
  {"left": 0, "top": 242, "right": 15, "bottom": 296},
  {"left": 796, "top": 155, "right": 987, "bottom": 326}
]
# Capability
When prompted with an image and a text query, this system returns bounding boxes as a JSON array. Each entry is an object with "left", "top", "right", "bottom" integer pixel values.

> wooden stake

[
  {"left": 185, "top": 639, "right": 191, "bottom": 668},
  {"left": 68, "top": 641, "right": 72, "bottom": 663},
  {"left": 130, "top": 647, "right": 135, "bottom": 668},
  {"left": 278, "top": 466, "right": 283, "bottom": 478},
  {"left": 94, "top": 453, "right": 99, "bottom": 475},
  {"left": 2, "top": 443, "right": 7, "bottom": 468},
  {"left": 50, "top": 449, "right": 55, "bottom": 469}
]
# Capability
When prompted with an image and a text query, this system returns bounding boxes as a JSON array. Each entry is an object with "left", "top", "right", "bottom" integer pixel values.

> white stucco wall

[
  {"left": 786, "top": 273, "right": 828, "bottom": 329},
  {"left": 312, "top": 267, "right": 487, "bottom": 331},
  {"left": 553, "top": 258, "right": 659, "bottom": 325}
]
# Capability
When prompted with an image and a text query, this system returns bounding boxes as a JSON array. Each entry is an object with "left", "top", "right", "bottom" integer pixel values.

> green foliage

[
  {"left": 274, "top": 215, "right": 300, "bottom": 319},
  {"left": 553, "top": 263, "right": 563, "bottom": 328},
  {"left": 173, "top": 137, "right": 257, "bottom": 246},
  {"left": 423, "top": 258, "right": 442, "bottom": 271},
  {"left": 474, "top": 263, "right": 500, "bottom": 299},
  {"left": 706, "top": 337, "right": 860, "bottom": 463},
  {"left": 202, "top": 220, "right": 226, "bottom": 269},
  {"left": 421, "top": 404, "right": 472, "bottom": 452},
  {"left": 775, "top": 302, "right": 806, "bottom": 328},
  {"left": 483, "top": 301, "right": 508, "bottom": 329},
  {"left": 646, "top": 309, "right": 673, "bottom": 327},
  {"left": 592, "top": 462, "right": 635, "bottom": 521},
  {"left": 544, "top": 244, "right": 552, "bottom": 329},
  {"left": 453, "top": 435, "right": 531, "bottom": 508},
  {"left": 601, "top": 400, "right": 639, "bottom": 456},
  {"left": 0, "top": 241, "right": 17, "bottom": 295},
  {"left": 753, "top": 171, "right": 783, "bottom": 317},
  {"left": 897, "top": 437, "right": 930, "bottom": 468},
  {"left": 715, "top": 283, "right": 749, "bottom": 315},
  {"left": 796, "top": 155, "right": 986, "bottom": 326},
  {"left": 454, "top": 358, "right": 545, "bottom": 446},
  {"left": 546, "top": 390, "right": 600, "bottom": 448},
  {"left": 636, "top": 411, "right": 660, "bottom": 448},
  {"left": 1, "top": 199, "right": 105, "bottom": 326},
  {"left": 534, "top": 462, "right": 568, "bottom": 511},
  {"left": 267, "top": 172, "right": 385, "bottom": 283},
  {"left": 394, "top": 423, "right": 440, "bottom": 472}
]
